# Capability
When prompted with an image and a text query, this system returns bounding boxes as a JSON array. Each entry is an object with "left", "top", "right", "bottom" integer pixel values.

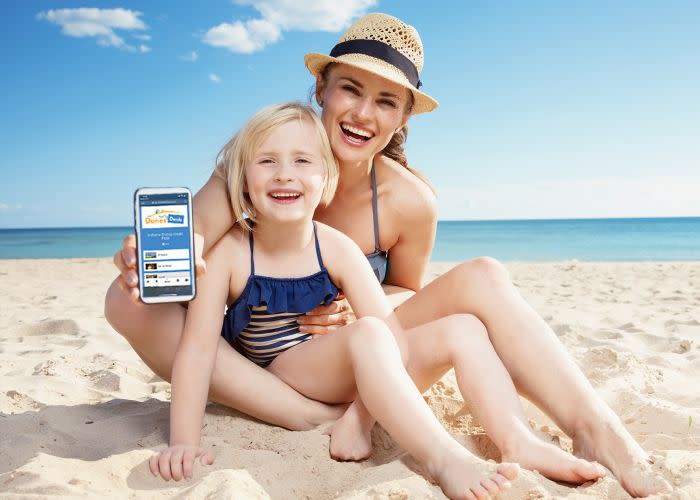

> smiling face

[
  {"left": 317, "top": 64, "right": 412, "bottom": 165},
  {"left": 245, "top": 118, "right": 328, "bottom": 225}
]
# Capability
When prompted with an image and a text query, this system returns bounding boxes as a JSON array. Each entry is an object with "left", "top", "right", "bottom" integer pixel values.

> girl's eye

[
  {"left": 258, "top": 158, "right": 275, "bottom": 165},
  {"left": 296, "top": 158, "right": 311, "bottom": 164},
  {"left": 342, "top": 85, "right": 360, "bottom": 95},
  {"left": 379, "top": 99, "right": 397, "bottom": 108}
]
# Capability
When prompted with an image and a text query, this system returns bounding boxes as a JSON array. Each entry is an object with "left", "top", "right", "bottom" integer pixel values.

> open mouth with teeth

[
  {"left": 269, "top": 191, "right": 302, "bottom": 204},
  {"left": 340, "top": 123, "right": 374, "bottom": 144}
]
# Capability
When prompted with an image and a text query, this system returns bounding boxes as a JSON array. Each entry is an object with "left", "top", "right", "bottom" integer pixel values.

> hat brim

[{"left": 304, "top": 52, "right": 438, "bottom": 115}]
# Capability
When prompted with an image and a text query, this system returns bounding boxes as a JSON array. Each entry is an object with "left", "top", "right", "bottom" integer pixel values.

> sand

[{"left": 0, "top": 258, "right": 698, "bottom": 498}]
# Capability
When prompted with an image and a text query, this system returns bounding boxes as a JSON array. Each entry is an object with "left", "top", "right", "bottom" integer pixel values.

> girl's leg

[
  {"left": 103, "top": 278, "right": 343, "bottom": 430},
  {"left": 394, "top": 257, "right": 670, "bottom": 496},
  {"left": 268, "top": 316, "right": 519, "bottom": 500}
]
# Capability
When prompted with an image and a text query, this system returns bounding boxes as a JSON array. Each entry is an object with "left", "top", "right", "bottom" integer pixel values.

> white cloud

[
  {"left": 133, "top": 33, "right": 151, "bottom": 41},
  {"left": 203, "top": 0, "right": 375, "bottom": 53},
  {"left": 139, "top": 44, "right": 151, "bottom": 53},
  {"left": 204, "top": 19, "right": 280, "bottom": 54},
  {"left": 37, "top": 8, "right": 149, "bottom": 52},
  {"left": 209, "top": 73, "right": 221, "bottom": 83},
  {"left": 179, "top": 50, "right": 199, "bottom": 62}
]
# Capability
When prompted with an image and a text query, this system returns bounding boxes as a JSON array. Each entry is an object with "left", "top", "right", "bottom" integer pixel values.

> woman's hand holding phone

[{"left": 113, "top": 233, "right": 207, "bottom": 303}]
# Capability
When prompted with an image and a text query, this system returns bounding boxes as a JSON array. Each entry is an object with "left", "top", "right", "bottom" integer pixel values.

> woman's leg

[
  {"left": 103, "top": 278, "right": 343, "bottom": 430},
  {"left": 267, "top": 316, "right": 519, "bottom": 500},
  {"left": 329, "top": 314, "right": 605, "bottom": 483},
  {"left": 394, "top": 257, "right": 670, "bottom": 496}
]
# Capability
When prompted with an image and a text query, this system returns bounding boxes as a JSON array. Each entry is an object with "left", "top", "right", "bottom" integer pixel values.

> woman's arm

[
  {"left": 382, "top": 177, "right": 438, "bottom": 292},
  {"left": 150, "top": 235, "right": 233, "bottom": 481}
]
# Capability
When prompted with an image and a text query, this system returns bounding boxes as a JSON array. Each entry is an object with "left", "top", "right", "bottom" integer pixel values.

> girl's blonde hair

[{"left": 215, "top": 102, "right": 338, "bottom": 231}]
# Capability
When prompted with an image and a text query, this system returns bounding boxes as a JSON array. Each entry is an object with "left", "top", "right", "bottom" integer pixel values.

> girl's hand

[
  {"left": 113, "top": 233, "right": 207, "bottom": 303},
  {"left": 298, "top": 292, "right": 356, "bottom": 336},
  {"left": 149, "top": 444, "right": 214, "bottom": 481}
]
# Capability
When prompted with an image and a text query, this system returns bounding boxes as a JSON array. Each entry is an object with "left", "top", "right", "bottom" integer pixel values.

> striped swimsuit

[{"left": 221, "top": 223, "right": 339, "bottom": 367}]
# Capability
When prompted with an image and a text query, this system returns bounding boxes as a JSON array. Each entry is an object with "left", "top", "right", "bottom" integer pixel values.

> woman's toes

[
  {"left": 470, "top": 484, "right": 490, "bottom": 499},
  {"left": 480, "top": 478, "right": 500, "bottom": 495},
  {"left": 491, "top": 474, "right": 512, "bottom": 490},
  {"left": 496, "top": 462, "right": 520, "bottom": 480}
]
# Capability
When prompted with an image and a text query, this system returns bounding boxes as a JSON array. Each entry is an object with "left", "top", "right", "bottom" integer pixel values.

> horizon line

[{"left": 2, "top": 215, "right": 700, "bottom": 230}]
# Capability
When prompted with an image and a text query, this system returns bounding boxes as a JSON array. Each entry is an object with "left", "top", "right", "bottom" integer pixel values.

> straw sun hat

[{"left": 304, "top": 13, "right": 438, "bottom": 115}]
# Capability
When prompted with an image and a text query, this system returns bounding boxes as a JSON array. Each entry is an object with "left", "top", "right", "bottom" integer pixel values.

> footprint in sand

[{"left": 20, "top": 319, "right": 81, "bottom": 337}]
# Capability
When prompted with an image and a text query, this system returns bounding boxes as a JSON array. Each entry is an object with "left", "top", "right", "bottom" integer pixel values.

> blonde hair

[{"left": 215, "top": 102, "right": 338, "bottom": 231}]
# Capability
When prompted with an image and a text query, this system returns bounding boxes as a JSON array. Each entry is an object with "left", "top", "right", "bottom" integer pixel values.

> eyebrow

[
  {"left": 256, "top": 150, "right": 317, "bottom": 157},
  {"left": 339, "top": 77, "right": 401, "bottom": 99}
]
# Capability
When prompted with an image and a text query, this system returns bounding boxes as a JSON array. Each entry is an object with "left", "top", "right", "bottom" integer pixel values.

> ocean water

[{"left": 0, "top": 218, "right": 699, "bottom": 261}]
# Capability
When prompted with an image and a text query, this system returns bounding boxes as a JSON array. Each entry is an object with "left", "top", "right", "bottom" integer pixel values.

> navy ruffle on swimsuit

[{"left": 221, "top": 222, "right": 339, "bottom": 367}]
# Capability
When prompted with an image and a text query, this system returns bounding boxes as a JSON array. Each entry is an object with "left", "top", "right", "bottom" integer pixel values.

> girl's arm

[
  {"left": 149, "top": 235, "right": 233, "bottom": 481},
  {"left": 193, "top": 170, "right": 235, "bottom": 257}
]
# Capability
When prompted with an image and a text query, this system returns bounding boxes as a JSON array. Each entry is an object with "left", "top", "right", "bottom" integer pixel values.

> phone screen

[{"left": 136, "top": 191, "right": 194, "bottom": 300}]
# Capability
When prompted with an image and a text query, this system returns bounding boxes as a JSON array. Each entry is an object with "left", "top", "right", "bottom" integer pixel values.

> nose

[
  {"left": 274, "top": 160, "right": 295, "bottom": 182},
  {"left": 352, "top": 96, "right": 373, "bottom": 122}
]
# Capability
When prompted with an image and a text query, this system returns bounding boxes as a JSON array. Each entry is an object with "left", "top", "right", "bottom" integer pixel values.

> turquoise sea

[{"left": 0, "top": 218, "right": 699, "bottom": 261}]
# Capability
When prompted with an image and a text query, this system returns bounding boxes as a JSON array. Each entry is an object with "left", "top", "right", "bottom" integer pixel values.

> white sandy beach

[{"left": 0, "top": 258, "right": 698, "bottom": 498}]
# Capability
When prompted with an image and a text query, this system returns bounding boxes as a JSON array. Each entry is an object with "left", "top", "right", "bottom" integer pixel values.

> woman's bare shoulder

[
  {"left": 314, "top": 220, "right": 361, "bottom": 253},
  {"left": 376, "top": 155, "right": 437, "bottom": 224}
]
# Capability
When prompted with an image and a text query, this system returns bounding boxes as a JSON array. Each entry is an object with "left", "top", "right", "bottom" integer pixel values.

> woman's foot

[
  {"left": 428, "top": 444, "right": 519, "bottom": 500},
  {"left": 327, "top": 402, "right": 374, "bottom": 461},
  {"left": 501, "top": 431, "right": 606, "bottom": 484},
  {"left": 572, "top": 414, "right": 672, "bottom": 497}
]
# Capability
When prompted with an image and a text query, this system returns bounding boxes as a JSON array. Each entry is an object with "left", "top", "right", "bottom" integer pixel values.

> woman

[{"left": 106, "top": 13, "right": 669, "bottom": 497}]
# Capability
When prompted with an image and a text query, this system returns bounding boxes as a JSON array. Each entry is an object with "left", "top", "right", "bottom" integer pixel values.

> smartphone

[{"left": 134, "top": 187, "right": 196, "bottom": 303}]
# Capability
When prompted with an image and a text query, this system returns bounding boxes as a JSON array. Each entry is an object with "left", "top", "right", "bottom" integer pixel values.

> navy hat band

[{"left": 329, "top": 39, "right": 422, "bottom": 89}]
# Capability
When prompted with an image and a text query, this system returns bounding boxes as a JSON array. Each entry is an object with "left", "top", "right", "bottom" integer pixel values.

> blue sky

[{"left": 1, "top": 0, "right": 698, "bottom": 228}]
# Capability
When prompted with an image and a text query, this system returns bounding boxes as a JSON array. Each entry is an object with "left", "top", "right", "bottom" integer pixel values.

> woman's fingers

[
  {"left": 299, "top": 324, "right": 338, "bottom": 335},
  {"left": 194, "top": 258, "right": 207, "bottom": 279},
  {"left": 306, "top": 300, "right": 348, "bottom": 316},
  {"left": 300, "top": 313, "right": 346, "bottom": 327},
  {"left": 121, "top": 234, "right": 137, "bottom": 266}
]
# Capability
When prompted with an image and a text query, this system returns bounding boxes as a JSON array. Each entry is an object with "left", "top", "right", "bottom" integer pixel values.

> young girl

[{"left": 147, "top": 102, "right": 520, "bottom": 499}]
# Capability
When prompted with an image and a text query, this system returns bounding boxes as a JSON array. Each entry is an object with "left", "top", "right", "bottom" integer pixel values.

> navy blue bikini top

[
  {"left": 221, "top": 222, "right": 339, "bottom": 345},
  {"left": 366, "top": 165, "right": 388, "bottom": 283}
]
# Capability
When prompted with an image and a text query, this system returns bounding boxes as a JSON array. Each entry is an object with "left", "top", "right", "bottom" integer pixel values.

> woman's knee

[
  {"left": 458, "top": 256, "right": 510, "bottom": 286},
  {"left": 438, "top": 314, "right": 490, "bottom": 359},
  {"left": 104, "top": 277, "right": 141, "bottom": 336}
]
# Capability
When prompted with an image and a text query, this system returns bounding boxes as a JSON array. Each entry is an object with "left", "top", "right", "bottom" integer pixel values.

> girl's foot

[
  {"left": 572, "top": 414, "right": 672, "bottom": 497},
  {"left": 428, "top": 445, "right": 519, "bottom": 500},
  {"left": 327, "top": 404, "right": 374, "bottom": 461},
  {"left": 501, "top": 432, "right": 606, "bottom": 483}
]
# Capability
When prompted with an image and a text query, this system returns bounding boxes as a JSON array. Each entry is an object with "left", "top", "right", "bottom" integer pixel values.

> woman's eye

[
  {"left": 342, "top": 85, "right": 360, "bottom": 95},
  {"left": 379, "top": 99, "right": 397, "bottom": 108}
]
